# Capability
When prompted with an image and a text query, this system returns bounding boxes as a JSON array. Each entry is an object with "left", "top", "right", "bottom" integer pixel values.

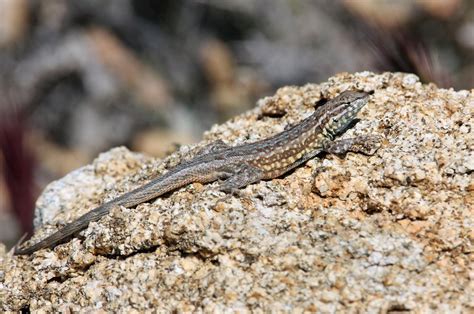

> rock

[{"left": 1, "top": 72, "right": 472, "bottom": 312}]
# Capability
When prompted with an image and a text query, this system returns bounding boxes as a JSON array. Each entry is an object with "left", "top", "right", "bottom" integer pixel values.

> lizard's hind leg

[{"left": 217, "top": 164, "right": 264, "bottom": 194}]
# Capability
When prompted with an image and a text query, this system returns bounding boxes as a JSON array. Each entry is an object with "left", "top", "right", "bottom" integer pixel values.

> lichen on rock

[{"left": 1, "top": 72, "right": 472, "bottom": 312}]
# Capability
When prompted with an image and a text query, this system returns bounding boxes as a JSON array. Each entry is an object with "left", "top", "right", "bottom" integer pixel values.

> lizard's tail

[
  {"left": 14, "top": 203, "right": 111, "bottom": 255},
  {"left": 14, "top": 160, "right": 209, "bottom": 255}
]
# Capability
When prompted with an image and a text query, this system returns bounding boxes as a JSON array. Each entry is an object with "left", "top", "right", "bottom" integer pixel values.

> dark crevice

[
  {"left": 98, "top": 244, "right": 161, "bottom": 260},
  {"left": 387, "top": 303, "right": 411, "bottom": 313},
  {"left": 96, "top": 241, "right": 218, "bottom": 264},
  {"left": 210, "top": 257, "right": 220, "bottom": 266},
  {"left": 20, "top": 306, "right": 31, "bottom": 314},
  {"left": 314, "top": 97, "right": 328, "bottom": 108},
  {"left": 46, "top": 275, "right": 69, "bottom": 284},
  {"left": 363, "top": 200, "right": 386, "bottom": 215},
  {"left": 173, "top": 246, "right": 219, "bottom": 263},
  {"left": 257, "top": 111, "right": 287, "bottom": 119}
]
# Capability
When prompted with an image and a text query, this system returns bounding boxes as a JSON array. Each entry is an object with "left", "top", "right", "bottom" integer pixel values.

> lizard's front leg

[{"left": 325, "top": 135, "right": 382, "bottom": 156}]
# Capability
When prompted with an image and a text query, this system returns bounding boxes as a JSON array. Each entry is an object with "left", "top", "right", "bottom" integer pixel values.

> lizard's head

[{"left": 322, "top": 90, "right": 371, "bottom": 138}]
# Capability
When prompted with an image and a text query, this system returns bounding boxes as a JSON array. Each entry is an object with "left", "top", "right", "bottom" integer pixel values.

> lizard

[{"left": 14, "top": 90, "right": 380, "bottom": 255}]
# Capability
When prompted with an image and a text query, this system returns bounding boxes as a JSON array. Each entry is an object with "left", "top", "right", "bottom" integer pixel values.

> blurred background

[{"left": 0, "top": 0, "right": 472, "bottom": 247}]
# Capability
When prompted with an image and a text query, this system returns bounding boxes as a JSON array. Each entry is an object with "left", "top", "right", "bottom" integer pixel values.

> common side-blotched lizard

[{"left": 15, "top": 90, "right": 379, "bottom": 255}]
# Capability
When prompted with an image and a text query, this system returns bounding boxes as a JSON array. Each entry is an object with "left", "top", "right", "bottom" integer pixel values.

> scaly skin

[{"left": 15, "top": 90, "right": 379, "bottom": 255}]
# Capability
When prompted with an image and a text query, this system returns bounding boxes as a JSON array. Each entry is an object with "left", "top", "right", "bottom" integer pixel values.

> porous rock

[{"left": 1, "top": 72, "right": 472, "bottom": 312}]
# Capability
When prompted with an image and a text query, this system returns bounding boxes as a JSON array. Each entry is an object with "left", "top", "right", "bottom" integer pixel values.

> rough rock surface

[{"left": 1, "top": 72, "right": 473, "bottom": 312}]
